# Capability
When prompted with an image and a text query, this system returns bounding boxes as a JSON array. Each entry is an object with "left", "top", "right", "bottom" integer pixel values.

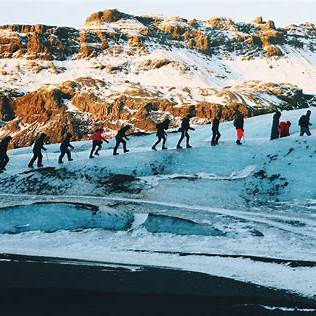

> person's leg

[
  {"left": 66, "top": 149, "right": 72, "bottom": 161},
  {"left": 211, "top": 129, "right": 216, "bottom": 145},
  {"left": 1, "top": 154, "right": 9, "bottom": 169},
  {"left": 300, "top": 128, "right": 305, "bottom": 136},
  {"left": 236, "top": 129, "right": 242, "bottom": 145},
  {"left": 186, "top": 131, "right": 191, "bottom": 148},
  {"left": 28, "top": 153, "right": 37, "bottom": 167},
  {"left": 216, "top": 131, "right": 221, "bottom": 144},
  {"left": 306, "top": 128, "right": 311, "bottom": 136},
  {"left": 113, "top": 138, "right": 120, "bottom": 155},
  {"left": 162, "top": 135, "right": 167, "bottom": 149},
  {"left": 152, "top": 137, "right": 161, "bottom": 150},
  {"left": 37, "top": 153, "right": 43, "bottom": 167},
  {"left": 177, "top": 131, "right": 185, "bottom": 148},
  {"left": 58, "top": 150, "right": 65, "bottom": 163},
  {"left": 0, "top": 154, "right": 4, "bottom": 169},
  {"left": 122, "top": 139, "right": 129, "bottom": 153},
  {"left": 90, "top": 141, "right": 97, "bottom": 158},
  {"left": 95, "top": 141, "right": 102, "bottom": 155}
]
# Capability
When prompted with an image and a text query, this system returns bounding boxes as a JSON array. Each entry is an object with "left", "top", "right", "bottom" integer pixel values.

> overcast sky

[{"left": 0, "top": 0, "right": 315, "bottom": 28}]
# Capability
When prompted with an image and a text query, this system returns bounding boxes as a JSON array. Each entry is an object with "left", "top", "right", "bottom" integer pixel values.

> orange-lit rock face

[
  {"left": 0, "top": 77, "right": 310, "bottom": 148},
  {"left": 0, "top": 9, "right": 315, "bottom": 147}
]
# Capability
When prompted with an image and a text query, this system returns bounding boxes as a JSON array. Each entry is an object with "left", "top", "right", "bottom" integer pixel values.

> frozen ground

[{"left": 0, "top": 108, "right": 315, "bottom": 299}]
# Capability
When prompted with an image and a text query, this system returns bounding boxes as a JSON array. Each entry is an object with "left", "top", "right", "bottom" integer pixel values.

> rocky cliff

[{"left": 0, "top": 9, "right": 315, "bottom": 147}]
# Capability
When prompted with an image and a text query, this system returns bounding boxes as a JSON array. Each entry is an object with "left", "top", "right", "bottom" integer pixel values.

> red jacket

[
  {"left": 93, "top": 130, "right": 103, "bottom": 141},
  {"left": 279, "top": 121, "right": 291, "bottom": 137}
]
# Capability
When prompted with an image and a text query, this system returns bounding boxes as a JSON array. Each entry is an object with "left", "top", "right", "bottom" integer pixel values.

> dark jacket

[
  {"left": 233, "top": 113, "right": 244, "bottom": 130},
  {"left": 156, "top": 120, "right": 170, "bottom": 137},
  {"left": 60, "top": 137, "right": 74, "bottom": 151},
  {"left": 270, "top": 112, "right": 281, "bottom": 139},
  {"left": 180, "top": 117, "right": 194, "bottom": 131},
  {"left": 33, "top": 137, "right": 46, "bottom": 153},
  {"left": 0, "top": 137, "right": 11, "bottom": 154},
  {"left": 116, "top": 127, "right": 130, "bottom": 140},
  {"left": 212, "top": 116, "right": 220, "bottom": 131},
  {"left": 299, "top": 114, "right": 312, "bottom": 128}
]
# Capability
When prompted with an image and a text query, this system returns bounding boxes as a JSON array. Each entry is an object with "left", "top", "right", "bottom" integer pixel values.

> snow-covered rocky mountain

[
  {"left": 0, "top": 108, "right": 315, "bottom": 299},
  {"left": 0, "top": 9, "right": 315, "bottom": 147}
]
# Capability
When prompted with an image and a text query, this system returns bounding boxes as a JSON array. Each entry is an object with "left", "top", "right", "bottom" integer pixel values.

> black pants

[
  {"left": 113, "top": 138, "right": 127, "bottom": 154},
  {"left": 59, "top": 149, "right": 71, "bottom": 163},
  {"left": 300, "top": 127, "right": 311, "bottom": 136},
  {"left": 153, "top": 135, "right": 167, "bottom": 149},
  {"left": 28, "top": 151, "right": 43, "bottom": 167},
  {"left": 90, "top": 140, "right": 102, "bottom": 157},
  {"left": 211, "top": 128, "right": 221, "bottom": 145},
  {"left": 0, "top": 153, "right": 9, "bottom": 170},
  {"left": 177, "top": 130, "right": 190, "bottom": 147}
]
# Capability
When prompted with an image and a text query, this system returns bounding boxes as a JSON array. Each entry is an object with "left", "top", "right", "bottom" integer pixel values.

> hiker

[
  {"left": 176, "top": 116, "right": 195, "bottom": 149},
  {"left": 58, "top": 133, "right": 74, "bottom": 164},
  {"left": 299, "top": 110, "right": 312, "bottom": 136},
  {"left": 279, "top": 121, "right": 291, "bottom": 138},
  {"left": 113, "top": 125, "right": 131, "bottom": 155},
  {"left": 28, "top": 133, "right": 47, "bottom": 168},
  {"left": 0, "top": 135, "right": 12, "bottom": 173},
  {"left": 233, "top": 112, "right": 244, "bottom": 145},
  {"left": 152, "top": 118, "right": 171, "bottom": 151},
  {"left": 89, "top": 128, "right": 109, "bottom": 158},
  {"left": 211, "top": 112, "right": 221, "bottom": 146},
  {"left": 270, "top": 111, "right": 281, "bottom": 140}
]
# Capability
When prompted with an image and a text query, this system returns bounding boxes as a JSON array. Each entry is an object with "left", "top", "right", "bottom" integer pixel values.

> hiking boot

[
  {"left": 113, "top": 152, "right": 119, "bottom": 156},
  {"left": 152, "top": 146, "right": 157, "bottom": 151},
  {"left": 186, "top": 145, "right": 192, "bottom": 148},
  {"left": 236, "top": 140, "right": 242, "bottom": 145},
  {"left": 58, "top": 161, "right": 63, "bottom": 164},
  {"left": 95, "top": 153, "right": 99, "bottom": 156},
  {"left": 176, "top": 145, "right": 182, "bottom": 149},
  {"left": 68, "top": 159, "right": 74, "bottom": 161},
  {"left": 38, "top": 164, "right": 44, "bottom": 168},
  {"left": 124, "top": 149, "right": 130, "bottom": 153},
  {"left": 162, "top": 146, "right": 167, "bottom": 150},
  {"left": 89, "top": 156, "right": 94, "bottom": 159}
]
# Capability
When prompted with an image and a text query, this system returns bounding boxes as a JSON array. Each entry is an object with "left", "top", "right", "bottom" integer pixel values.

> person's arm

[
  {"left": 189, "top": 127, "right": 195, "bottom": 131},
  {"left": 69, "top": 143, "right": 74, "bottom": 149},
  {"left": 102, "top": 137, "right": 109, "bottom": 143}
]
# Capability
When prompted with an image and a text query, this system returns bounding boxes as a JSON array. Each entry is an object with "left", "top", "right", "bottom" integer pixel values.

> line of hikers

[{"left": 0, "top": 110, "right": 312, "bottom": 171}]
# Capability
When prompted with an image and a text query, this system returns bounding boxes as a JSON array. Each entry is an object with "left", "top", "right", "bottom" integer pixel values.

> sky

[{"left": 0, "top": 0, "right": 315, "bottom": 28}]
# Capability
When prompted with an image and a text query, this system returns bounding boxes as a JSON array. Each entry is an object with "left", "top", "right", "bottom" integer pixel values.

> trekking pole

[{"left": 45, "top": 151, "right": 49, "bottom": 162}]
